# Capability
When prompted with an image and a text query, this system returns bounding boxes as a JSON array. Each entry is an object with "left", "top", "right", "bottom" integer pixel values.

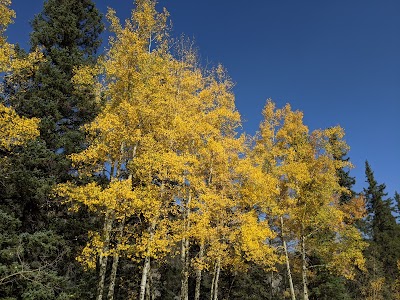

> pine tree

[
  {"left": 394, "top": 191, "right": 400, "bottom": 221},
  {"left": 328, "top": 132, "right": 356, "bottom": 204},
  {"left": 0, "top": 0, "right": 103, "bottom": 298},
  {"left": 5, "top": 0, "right": 103, "bottom": 154},
  {"left": 362, "top": 161, "right": 400, "bottom": 299},
  {"left": 364, "top": 161, "right": 397, "bottom": 242}
]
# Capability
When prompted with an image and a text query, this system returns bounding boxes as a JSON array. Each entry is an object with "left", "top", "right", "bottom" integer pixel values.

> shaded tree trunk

[
  {"left": 146, "top": 271, "right": 151, "bottom": 300},
  {"left": 180, "top": 190, "right": 191, "bottom": 300},
  {"left": 107, "top": 254, "right": 119, "bottom": 300},
  {"left": 180, "top": 238, "right": 190, "bottom": 300},
  {"left": 139, "top": 256, "right": 151, "bottom": 300},
  {"left": 210, "top": 258, "right": 221, "bottom": 300},
  {"left": 97, "top": 209, "right": 114, "bottom": 300},
  {"left": 301, "top": 231, "right": 309, "bottom": 300},
  {"left": 281, "top": 216, "right": 296, "bottom": 300},
  {"left": 194, "top": 242, "right": 204, "bottom": 300},
  {"left": 107, "top": 217, "right": 125, "bottom": 300},
  {"left": 139, "top": 220, "right": 156, "bottom": 300}
]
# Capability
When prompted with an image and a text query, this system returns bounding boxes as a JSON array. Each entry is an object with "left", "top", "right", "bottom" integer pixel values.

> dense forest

[{"left": 1, "top": 0, "right": 399, "bottom": 299}]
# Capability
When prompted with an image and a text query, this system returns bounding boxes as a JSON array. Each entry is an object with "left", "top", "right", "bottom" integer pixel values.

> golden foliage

[
  {"left": 362, "top": 277, "right": 386, "bottom": 300},
  {"left": 0, "top": 0, "right": 40, "bottom": 151},
  {"left": 54, "top": 1, "right": 367, "bottom": 290},
  {"left": 0, "top": 104, "right": 39, "bottom": 150},
  {"left": 255, "top": 99, "right": 366, "bottom": 280}
]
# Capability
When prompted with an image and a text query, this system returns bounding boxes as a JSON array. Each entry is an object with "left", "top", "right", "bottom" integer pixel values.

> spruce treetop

[{"left": 30, "top": 0, "right": 103, "bottom": 60}]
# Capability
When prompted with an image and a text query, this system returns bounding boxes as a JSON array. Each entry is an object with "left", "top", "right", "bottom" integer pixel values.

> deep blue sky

[{"left": 8, "top": 1, "right": 400, "bottom": 197}]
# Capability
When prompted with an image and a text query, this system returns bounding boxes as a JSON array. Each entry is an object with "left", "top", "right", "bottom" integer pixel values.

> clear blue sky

[{"left": 9, "top": 0, "right": 400, "bottom": 198}]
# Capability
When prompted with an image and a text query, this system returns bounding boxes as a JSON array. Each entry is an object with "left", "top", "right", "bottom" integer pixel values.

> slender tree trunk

[
  {"left": 210, "top": 258, "right": 221, "bottom": 300},
  {"left": 150, "top": 269, "right": 156, "bottom": 300},
  {"left": 180, "top": 190, "right": 191, "bottom": 300},
  {"left": 194, "top": 242, "right": 204, "bottom": 300},
  {"left": 301, "top": 232, "right": 309, "bottom": 300},
  {"left": 270, "top": 270, "right": 274, "bottom": 299},
  {"left": 139, "top": 256, "right": 151, "bottom": 300},
  {"left": 139, "top": 220, "right": 156, "bottom": 300},
  {"left": 180, "top": 236, "right": 190, "bottom": 300},
  {"left": 107, "top": 217, "right": 125, "bottom": 300},
  {"left": 97, "top": 209, "right": 114, "bottom": 300},
  {"left": 210, "top": 262, "right": 216, "bottom": 300},
  {"left": 145, "top": 271, "right": 151, "bottom": 300},
  {"left": 107, "top": 253, "right": 119, "bottom": 300},
  {"left": 280, "top": 216, "right": 296, "bottom": 300},
  {"left": 107, "top": 254, "right": 119, "bottom": 300}
]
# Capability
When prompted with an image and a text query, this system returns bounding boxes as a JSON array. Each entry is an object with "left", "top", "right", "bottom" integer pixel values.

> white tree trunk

[
  {"left": 139, "top": 220, "right": 156, "bottom": 300},
  {"left": 280, "top": 216, "right": 296, "bottom": 300},
  {"left": 301, "top": 229, "right": 309, "bottom": 300},
  {"left": 180, "top": 190, "right": 191, "bottom": 300},
  {"left": 194, "top": 242, "right": 204, "bottom": 300},
  {"left": 97, "top": 210, "right": 114, "bottom": 300},
  {"left": 146, "top": 270, "right": 151, "bottom": 300},
  {"left": 107, "top": 218, "right": 125, "bottom": 300},
  {"left": 139, "top": 256, "right": 151, "bottom": 300},
  {"left": 210, "top": 258, "right": 221, "bottom": 300}
]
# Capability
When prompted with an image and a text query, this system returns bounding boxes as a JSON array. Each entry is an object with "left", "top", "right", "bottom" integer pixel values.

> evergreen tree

[
  {"left": 364, "top": 161, "right": 397, "bottom": 242},
  {"left": 394, "top": 191, "right": 400, "bottom": 221},
  {"left": 332, "top": 139, "right": 356, "bottom": 205},
  {"left": 362, "top": 161, "right": 400, "bottom": 299},
  {"left": 218, "top": 265, "right": 283, "bottom": 300},
  {"left": 6, "top": 0, "right": 103, "bottom": 154},
  {"left": 0, "top": 0, "right": 103, "bottom": 298}
]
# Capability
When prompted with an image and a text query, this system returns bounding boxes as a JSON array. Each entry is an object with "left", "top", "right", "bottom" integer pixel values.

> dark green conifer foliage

[
  {"left": 219, "top": 266, "right": 282, "bottom": 300},
  {"left": 309, "top": 270, "right": 352, "bottom": 300},
  {"left": 9, "top": 0, "right": 103, "bottom": 154},
  {"left": 0, "top": 0, "right": 103, "bottom": 298},
  {"left": 329, "top": 132, "right": 356, "bottom": 204},
  {"left": 336, "top": 157, "right": 356, "bottom": 204},
  {"left": 394, "top": 191, "right": 400, "bottom": 220},
  {"left": 364, "top": 161, "right": 397, "bottom": 241},
  {"left": 362, "top": 161, "right": 400, "bottom": 299}
]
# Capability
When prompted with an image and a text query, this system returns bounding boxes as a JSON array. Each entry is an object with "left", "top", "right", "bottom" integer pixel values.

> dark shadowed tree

[
  {"left": 0, "top": 0, "right": 103, "bottom": 298},
  {"left": 361, "top": 161, "right": 400, "bottom": 299}
]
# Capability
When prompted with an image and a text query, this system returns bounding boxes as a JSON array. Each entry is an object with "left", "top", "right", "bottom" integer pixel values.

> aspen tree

[
  {"left": 181, "top": 66, "right": 240, "bottom": 300},
  {"left": 56, "top": 1, "right": 173, "bottom": 298},
  {"left": 58, "top": 3, "right": 282, "bottom": 300},
  {"left": 57, "top": 1, "right": 209, "bottom": 299},
  {"left": 181, "top": 69, "right": 280, "bottom": 300},
  {"left": 255, "top": 100, "right": 366, "bottom": 300},
  {"left": 193, "top": 139, "right": 279, "bottom": 300}
]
